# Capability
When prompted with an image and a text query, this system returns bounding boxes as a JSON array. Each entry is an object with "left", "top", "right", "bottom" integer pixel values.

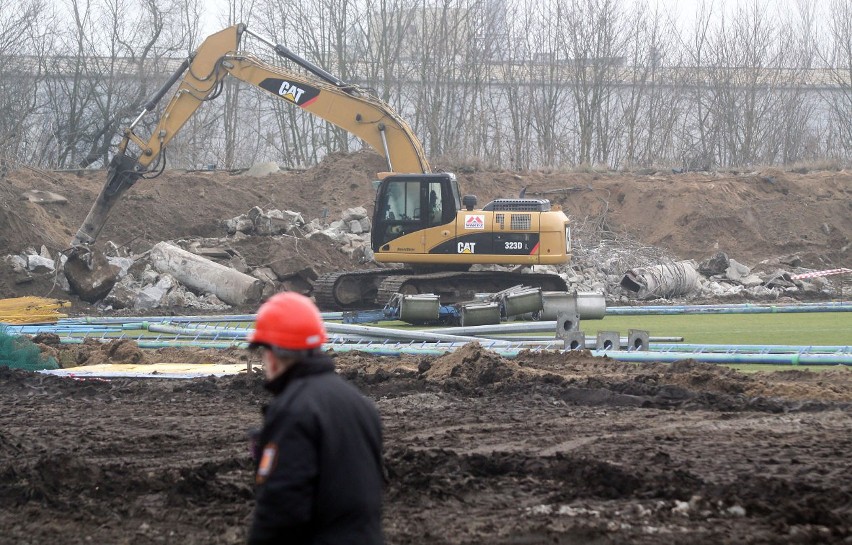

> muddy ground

[
  {"left": 1, "top": 343, "right": 850, "bottom": 544},
  {"left": 1, "top": 153, "right": 851, "bottom": 543}
]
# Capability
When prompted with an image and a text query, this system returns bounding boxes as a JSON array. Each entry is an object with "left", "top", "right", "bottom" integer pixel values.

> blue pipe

[
  {"left": 650, "top": 343, "right": 851, "bottom": 355},
  {"left": 50, "top": 336, "right": 852, "bottom": 365},
  {"left": 607, "top": 303, "right": 852, "bottom": 315}
]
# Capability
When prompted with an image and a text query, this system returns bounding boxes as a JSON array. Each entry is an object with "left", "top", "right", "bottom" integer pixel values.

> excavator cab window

[
  {"left": 427, "top": 183, "right": 443, "bottom": 226},
  {"left": 372, "top": 175, "right": 459, "bottom": 250}
]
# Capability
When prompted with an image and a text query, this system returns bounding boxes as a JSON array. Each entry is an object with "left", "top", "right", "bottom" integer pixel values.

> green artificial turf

[{"left": 587, "top": 312, "right": 851, "bottom": 346}]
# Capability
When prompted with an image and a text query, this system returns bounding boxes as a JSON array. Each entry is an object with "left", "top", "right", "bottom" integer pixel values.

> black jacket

[{"left": 248, "top": 355, "right": 384, "bottom": 545}]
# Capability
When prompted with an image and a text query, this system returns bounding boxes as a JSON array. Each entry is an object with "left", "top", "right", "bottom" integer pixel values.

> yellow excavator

[{"left": 71, "top": 24, "right": 571, "bottom": 309}]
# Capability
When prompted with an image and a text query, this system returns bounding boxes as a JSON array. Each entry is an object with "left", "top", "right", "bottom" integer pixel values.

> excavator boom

[{"left": 71, "top": 24, "right": 429, "bottom": 246}]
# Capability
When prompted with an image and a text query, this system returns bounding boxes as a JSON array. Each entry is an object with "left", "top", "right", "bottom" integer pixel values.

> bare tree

[
  {"left": 824, "top": 0, "right": 852, "bottom": 159},
  {"left": 0, "top": 0, "right": 52, "bottom": 167},
  {"left": 558, "top": 0, "right": 628, "bottom": 166},
  {"left": 488, "top": 0, "right": 537, "bottom": 169},
  {"left": 618, "top": 1, "right": 681, "bottom": 167}
]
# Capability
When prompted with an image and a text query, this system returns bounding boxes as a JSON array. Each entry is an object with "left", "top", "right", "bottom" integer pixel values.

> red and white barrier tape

[{"left": 790, "top": 268, "right": 852, "bottom": 280}]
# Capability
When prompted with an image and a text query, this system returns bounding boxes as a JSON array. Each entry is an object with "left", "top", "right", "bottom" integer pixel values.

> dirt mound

[
  {"left": 423, "top": 343, "right": 522, "bottom": 384},
  {"left": 152, "top": 346, "right": 255, "bottom": 366},
  {"left": 35, "top": 338, "right": 150, "bottom": 368},
  {"left": 34, "top": 339, "right": 852, "bottom": 410},
  {"left": 1, "top": 154, "right": 850, "bottom": 306}
]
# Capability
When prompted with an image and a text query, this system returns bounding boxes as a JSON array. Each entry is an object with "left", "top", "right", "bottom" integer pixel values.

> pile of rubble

[
  {"left": 567, "top": 243, "right": 838, "bottom": 303},
  {"left": 2, "top": 205, "right": 844, "bottom": 312},
  {"left": 2, "top": 205, "right": 378, "bottom": 312}
]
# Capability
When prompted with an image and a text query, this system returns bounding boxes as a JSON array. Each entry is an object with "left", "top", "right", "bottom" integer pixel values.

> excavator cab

[{"left": 372, "top": 173, "right": 461, "bottom": 250}]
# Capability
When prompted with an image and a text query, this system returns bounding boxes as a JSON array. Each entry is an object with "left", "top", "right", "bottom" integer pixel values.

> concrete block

[
  {"left": 562, "top": 331, "right": 586, "bottom": 351},
  {"left": 627, "top": 329, "right": 649, "bottom": 351},
  {"left": 555, "top": 310, "right": 581, "bottom": 337},
  {"left": 595, "top": 331, "right": 620, "bottom": 351}
]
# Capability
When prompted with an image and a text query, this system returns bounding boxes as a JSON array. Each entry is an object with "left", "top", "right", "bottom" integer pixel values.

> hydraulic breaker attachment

[{"left": 71, "top": 153, "right": 141, "bottom": 246}]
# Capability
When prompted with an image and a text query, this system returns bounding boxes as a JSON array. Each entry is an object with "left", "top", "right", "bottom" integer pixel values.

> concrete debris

[
  {"left": 225, "top": 207, "right": 305, "bottom": 237},
  {"left": 305, "top": 230, "right": 338, "bottom": 245},
  {"left": 136, "top": 283, "right": 168, "bottom": 310},
  {"left": 103, "top": 241, "right": 129, "bottom": 258},
  {"left": 251, "top": 267, "right": 277, "bottom": 284},
  {"left": 620, "top": 261, "right": 701, "bottom": 299},
  {"left": 9, "top": 196, "right": 845, "bottom": 310},
  {"left": 20, "top": 189, "right": 68, "bottom": 204},
  {"left": 5, "top": 255, "right": 27, "bottom": 273},
  {"left": 764, "top": 270, "right": 796, "bottom": 289},
  {"left": 149, "top": 242, "right": 263, "bottom": 306},
  {"left": 698, "top": 251, "right": 730, "bottom": 276},
  {"left": 349, "top": 220, "right": 364, "bottom": 235},
  {"left": 244, "top": 161, "right": 280, "bottom": 177},
  {"left": 106, "top": 256, "right": 134, "bottom": 278},
  {"left": 225, "top": 216, "right": 254, "bottom": 235},
  {"left": 724, "top": 259, "right": 751, "bottom": 282},
  {"left": 341, "top": 206, "right": 368, "bottom": 222},
  {"left": 26, "top": 254, "right": 55, "bottom": 273},
  {"left": 103, "top": 279, "right": 137, "bottom": 310}
]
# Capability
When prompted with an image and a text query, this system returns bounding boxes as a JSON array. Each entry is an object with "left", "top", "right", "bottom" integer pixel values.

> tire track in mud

[{"left": 2, "top": 350, "right": 851, "bottom": 544}]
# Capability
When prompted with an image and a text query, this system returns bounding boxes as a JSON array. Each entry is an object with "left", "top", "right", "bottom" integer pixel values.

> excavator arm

[{"left": 71, "top": 23, "right": 429, "bottom": 246}]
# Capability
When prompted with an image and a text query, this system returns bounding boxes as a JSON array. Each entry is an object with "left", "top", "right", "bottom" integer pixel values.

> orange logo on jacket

[{"left": 256, "top": 444, "right": 278, "bottom": 484}]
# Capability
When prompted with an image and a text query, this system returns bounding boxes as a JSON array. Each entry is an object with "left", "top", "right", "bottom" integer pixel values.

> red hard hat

[{"left": 248, "top": 292, "right": 327, "bottom": 350}]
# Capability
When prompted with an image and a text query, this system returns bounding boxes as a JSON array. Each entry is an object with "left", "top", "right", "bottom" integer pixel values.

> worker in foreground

[{"left": 247, "top": 292, "right": 384, "bottom": 544}]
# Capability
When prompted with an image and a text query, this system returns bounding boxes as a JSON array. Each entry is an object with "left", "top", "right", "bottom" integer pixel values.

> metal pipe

[
  {"left": 324, "top": 322, "right": 512, "bottom": 345},
  {"left": 649, "top": 343, "right": 851, "bottom": 355},
  {"left": 47, "top": 337, "right": 852, "bottom": 366},
  {"left": 607, "top": 303, "right": 852, "bottom": 315}
]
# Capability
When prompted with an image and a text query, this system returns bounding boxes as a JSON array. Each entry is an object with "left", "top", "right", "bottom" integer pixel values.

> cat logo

[
  {"left": 278, "top": 81, "right": 306, "bottom": 103},
  {"left": 457, "top": 242, "right": 476, "bottom": 254},
  {"left": 259, "top": 78, "right": 321, "bottom": 107}
]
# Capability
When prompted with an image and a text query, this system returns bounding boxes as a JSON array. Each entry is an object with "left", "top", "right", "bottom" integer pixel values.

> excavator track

[
  {"left": 376, "top": 271, "right": 568, "bottom": 308},
  {"left": 314, "top": 269, "right": 568, "bottom": 311},
  {"left": 313, "top": 269, "right": 412, "bottom": 311}
]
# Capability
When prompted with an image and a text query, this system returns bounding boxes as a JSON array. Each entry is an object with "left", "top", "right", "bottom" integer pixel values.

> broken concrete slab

[
  {"left": 725, "top": 259, "right": 751, "bottom": 282},
  {"left": 698, "top": 252, "right": 729, "bottom": 276},
  {"left": 620, "top": 261, "right": 700, "bottom": 299},
  {"left": 190, "top": 246, "right": 233, "bottom": 259},
  {"left": 5, "top": 255, "right": 27, "bottom": 273},
  {"left": 255, "top": 215, "right": 295, "bottom": 236},
  {"left": 305, "top": 230, "right": 338, "bottom": 245},
  {"left": 244, "top": 162, "right": 280, "bottom": 177},
  {"left": 20, "top": 190, "right": 68, "bottom": 204},
  {"left": 103, "top": 282, "right": 136, "bottom": 310},
  {"left": 740, "top": 274, "right": 763, "bottom": 288},
  {"left": 106, "top": 256, "right": 134, "bottom": 278},
  {"left": 269, "top": 209, "right": 304, "bottom": 226},
  {"left": 251, "top": 267, "right": 277, "bottom": 284},
  {"left": 225, "top": 215, "right": 254, "bottom": 235},
  {"left": 349, "top": 220, "right": 364, "bottom": 235},
  {"left": 136, "top": 284, "right": 168, "bottom": 310},
  {"left": 341, "top": 206, "right": 368, "bottom": 222},
  {"left": 149, "top": 242, "right": 263, "bottom": 306},
  {"left": 26, "top": 254, "right": 55, "bottom": 273}
]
